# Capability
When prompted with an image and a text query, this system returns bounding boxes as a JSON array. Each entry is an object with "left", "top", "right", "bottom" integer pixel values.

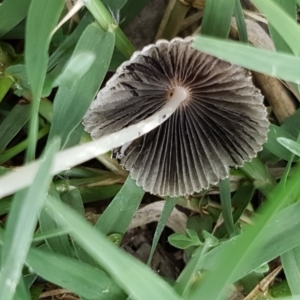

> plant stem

[
  {"left": 155, "top": 0, "right": 190, "bottom": 41},
  {"left": 25, "top": 94, "right": 39, "bottom": 162}
]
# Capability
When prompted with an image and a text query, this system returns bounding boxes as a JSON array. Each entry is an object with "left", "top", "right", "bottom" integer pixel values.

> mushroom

[{"left": 83, "top": 37, "right": 269, "bottom": 197}]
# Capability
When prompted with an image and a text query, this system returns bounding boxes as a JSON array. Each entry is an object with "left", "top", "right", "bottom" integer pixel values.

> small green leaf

[
  {"left": 202, "top": 230, "right": 219, "bottom": 247},
  {"left": 168, "top": 233, "right": 200, "bottom": 249},
  {"left": 186, "top": 229, "right": 201, "bottom": 244}
]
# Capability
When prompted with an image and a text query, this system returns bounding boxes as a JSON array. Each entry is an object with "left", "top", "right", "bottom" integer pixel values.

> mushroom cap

[{"left": 83, "top": 37, "right": 269, "bottom": 197}]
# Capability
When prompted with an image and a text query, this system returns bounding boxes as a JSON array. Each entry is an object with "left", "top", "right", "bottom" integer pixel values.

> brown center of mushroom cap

[{"left": 167, "top": 86, "right": 190, "bottom": 106}]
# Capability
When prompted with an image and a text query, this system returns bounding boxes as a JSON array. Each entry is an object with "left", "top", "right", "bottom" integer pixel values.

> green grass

[{"left": 0, "top": 0, "right": 300, "bottom": 299}]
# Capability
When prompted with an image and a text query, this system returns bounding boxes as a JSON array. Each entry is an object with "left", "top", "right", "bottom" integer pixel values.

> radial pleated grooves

[{"left": 83, "top": 37, "right": 269, "bottom": 197}]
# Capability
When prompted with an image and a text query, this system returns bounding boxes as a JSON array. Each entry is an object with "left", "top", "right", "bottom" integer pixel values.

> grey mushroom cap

[{"left": 83, "top": 37, "right": 269, "bottom": 197}]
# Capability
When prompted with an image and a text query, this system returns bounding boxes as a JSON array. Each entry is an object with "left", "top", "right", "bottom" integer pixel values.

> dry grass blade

[
  {"left": 244, "top": 265, "right": 282, "bottom": 300},
  {"left": 52, "top": 0, "right": 84, "bottom": 35}
]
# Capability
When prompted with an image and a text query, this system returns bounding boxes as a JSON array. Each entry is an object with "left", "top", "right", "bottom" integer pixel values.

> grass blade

[
  {"left": 0, "top": 104, "right": 30, "bottom": 153},
  {"left": 233, "top": 0, "right": 248, "bottom": 43},
  {"left": 219, "top": 178, "right": 235, "bottom": 237},
  {"left": 147, "top": 197, "right": 178, "bottom": 265},
  {"left": 45, "top": 196, "right": 184, "bottom": 300},
  {"left": 26, "top": 246, "right": 125, "bottom": 299},
  {"left": 215, "top": 184, "right": 254, "bottom": 238},
  {"left": 0, "top": 0, "right": 31, "bottom": 37},
  {"left": 277, "top": 138, "right": 300, "bottom": 157},
  {"left": 264, "top": 125, "right": 299, "bottom": 162},
  {"left": 48, "top": 24, "right": 115, "bottom": 148},
  {"left": 25, "top": 0, "right": 64, "bottom": 161},
  {"left": 201, "top": 202, "right": 300, "bottom": 281},
  {"left": 268, "top": 0, "right": 296, "bottom": 54},
  {"left": 188, "top": 164, "right": 300, "bottom": 300},
  {"left": 193, "top": 36, "right": 300, "bottom": 84},
  {"left": 48, "top": 13, "right": 93, "bottom": 71},
  {"left": 95, "top": 176, "right": 144, "bottom": 235},
  {"left": 281, "top": 246, "right": 300, "bottom": 295},
  {"left": 39, "top": 186, "right": 73, "bottom": 256},
  {"left": 0, "top": 138, "right": 60, "bottom": 300},
  {"left": 252, "top": 0, "right": 300, "bottom": 56},
  {"left": 0, "top": 125, "right": 50, "bottom": 165},
  {"left": 201, "top": 0, "right": 235, "bottom": 38}
]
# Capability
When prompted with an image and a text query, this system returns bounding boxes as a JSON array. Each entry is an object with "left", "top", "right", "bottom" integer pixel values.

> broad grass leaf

[
  {"left": 197, "top": 202, "right": 300, "bottom": 296},
  {"left": 147, "top": 197, "right": 178, "bottom": 264},
  {"left": 0, "top": 138, "right": 60, "bottom": 300},
  {"left": 188, "top": 164, "right": 300, "bottom": 300},
  {"left": 282, "top": 245, "right": 300, "bottom": 296},
  {"left": 25, "top": 0, "right": 64, "bottom": 160},
  {"left": 252, "top": 0, "right": 300, "bottom": 56},
  {"left": 193, "top": 36, "right": 300, "bottom": 84},
  {"left": 0, "top": 0, "right": 31, "bottom": 37},
  {"left": 0, "top": 104, "right": 30, "bottom": 153},
  {"left": 95, "top": 176, "right": 144, "bottom": 235},
  {"left": 201, "top": 0, "right": 235, "bottom": 38},
  {"left": 48, "top": 24, "right": 115, "bottom": 148},
  {"left": 25, "top": 0, "right": 64, "bottom": 98},
  {"left": 219, "top": 178, "right": 235, "bottom": 237},
  {"left": 26, "top": 246, "right": 125, "bottom": 299},
  {"left": 233, "top": 0, "right": 248, "bottom": 43},
  {"left": 268, "top": 0, "right": 296, "bottom": 54},
  {"left": 45, "top": 196, "right": 184, "bottom": 300},
  {"left": 39, "top": 186, "right": 73, "bottom": 256},
  {"left": 48, "top": 13, "right": 93, "bottom": 71}
]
